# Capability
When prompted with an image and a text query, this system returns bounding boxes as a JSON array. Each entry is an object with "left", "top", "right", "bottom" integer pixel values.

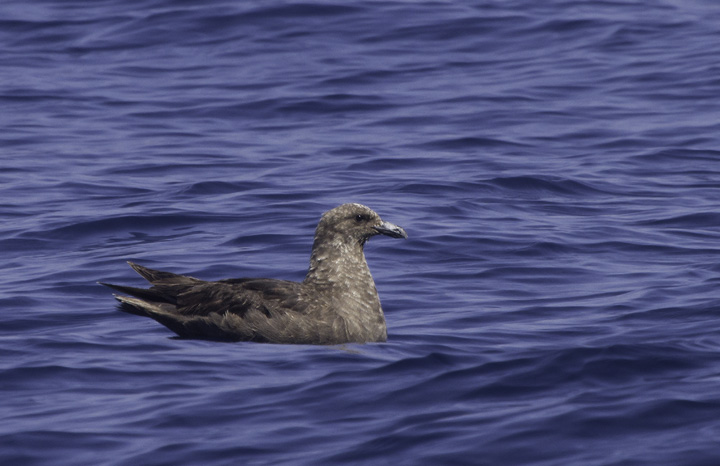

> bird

[{"left": 100, "top": 203, "right": 407, "bottom": 345}]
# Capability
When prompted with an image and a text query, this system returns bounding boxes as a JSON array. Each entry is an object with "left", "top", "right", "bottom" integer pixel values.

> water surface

[{"left": 2, "top": 1, "right": 720, "bottom": 465}]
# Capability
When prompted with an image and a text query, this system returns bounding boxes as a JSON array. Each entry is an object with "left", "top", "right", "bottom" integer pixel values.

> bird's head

[{"left": 316, "top": 203, "right": 407, "bottom": 247}]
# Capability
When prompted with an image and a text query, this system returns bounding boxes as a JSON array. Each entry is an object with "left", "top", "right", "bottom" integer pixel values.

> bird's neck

[
  {"left": 304, "top": 236, "right": 386, "bottom": 342},
  {"left": 304, "top": 237, "right": 374, "bottom": 288}
]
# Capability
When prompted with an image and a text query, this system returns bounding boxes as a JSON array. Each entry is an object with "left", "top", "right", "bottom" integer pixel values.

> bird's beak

[{"left": 374, "top": 221, "right": 408, "bottom": 239}]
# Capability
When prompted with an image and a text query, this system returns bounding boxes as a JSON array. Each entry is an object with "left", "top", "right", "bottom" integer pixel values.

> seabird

[{"left": 100, "top": 203, "right": 407, "bottom": 344}]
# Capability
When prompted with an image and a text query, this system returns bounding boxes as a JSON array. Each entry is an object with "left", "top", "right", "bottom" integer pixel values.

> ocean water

[{"left": 2, "top": 0, "right": 720, "bottom": 464}]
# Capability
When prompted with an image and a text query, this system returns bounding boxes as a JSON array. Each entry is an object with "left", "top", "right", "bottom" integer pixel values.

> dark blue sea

[{"left": 3, "top": 1, "right": 720, "bottom": 464}]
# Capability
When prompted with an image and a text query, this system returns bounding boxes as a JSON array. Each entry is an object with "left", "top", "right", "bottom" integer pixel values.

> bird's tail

[{"left": 99, "top": 261, "right": 200, "bottom": 305}]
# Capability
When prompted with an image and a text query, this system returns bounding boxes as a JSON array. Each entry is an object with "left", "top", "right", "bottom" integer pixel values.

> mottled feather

[{"left": 100, "top": 203, "right": 407, "bottom": 344}]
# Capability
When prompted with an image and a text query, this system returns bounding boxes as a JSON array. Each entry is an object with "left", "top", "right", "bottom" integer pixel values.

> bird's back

[{"left": 103, "top": 263, "right": 386, "bottom": 344}]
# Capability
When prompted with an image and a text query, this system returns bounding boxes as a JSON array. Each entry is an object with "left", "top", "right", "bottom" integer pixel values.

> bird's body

[{"left": 100, "top": 203, "right": 407, "bottom": 345}]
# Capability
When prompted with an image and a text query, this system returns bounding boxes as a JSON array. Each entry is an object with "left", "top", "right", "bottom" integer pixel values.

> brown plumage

[{"left": 100, "top": 203, "right": 407, "bottom": 344}]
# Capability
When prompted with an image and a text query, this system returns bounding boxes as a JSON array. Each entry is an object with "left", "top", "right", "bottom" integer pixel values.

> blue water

[{"left": 3, "top": 0, "right": 720, "bottom": 464}]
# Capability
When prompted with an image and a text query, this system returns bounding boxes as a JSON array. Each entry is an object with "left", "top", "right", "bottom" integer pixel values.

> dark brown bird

[{"left": 100, "top": 203, "right": 407, "bottom": 344}]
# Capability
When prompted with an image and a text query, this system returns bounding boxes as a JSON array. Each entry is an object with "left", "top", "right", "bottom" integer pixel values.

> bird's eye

[{"left": 355, "top": 214, "right": 366, "bottom": 223}]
